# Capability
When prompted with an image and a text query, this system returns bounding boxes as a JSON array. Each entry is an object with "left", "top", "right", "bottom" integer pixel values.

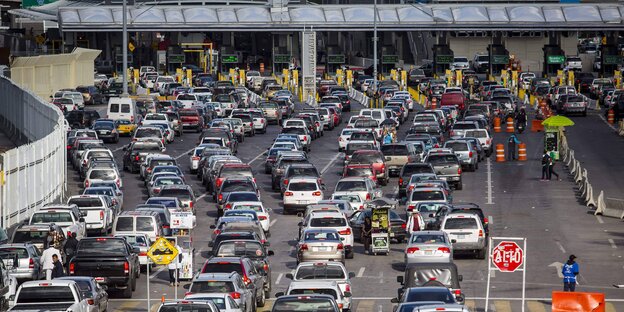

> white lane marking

[
  {"left": 548, "top": 262, "right": 564, "bottom": 278},
  {"left": 356, "top": 267, "right": 365, "bottom": 278},
  {"left": 320, "top": 153, "right": 342, "bottom": 175},
  {"left": 196, "top": 193, "right": 209, "bottom": 201},
  {"left": 596, "top": 215, "right": 605, "bottom": 224},
  {"left": 555, "top": 241, "right": 566, "bottom": 253},
  {"left": 607, "top": 197, "right": 624, "bottom": 201},
  {"left": 275, "top": 273, "right": 284, "bottom": 285},
  {"left": 175, "top": 148, "right": 195, "bottom": 160},
  {"left": 150, "top": 266, "right": 166, "bottom": 278},
  {"left": 486, "top": 158, "right": 494, "bottom": 204},
  {"left": 599, "top": 114, "right": 618, "bottom": 131},
  {"left": 269, "top": 219, "right": 277, "bottom": 227},
  {"left": 488, "top": 215, "right": 493, "bottom": 225},
  {"left": 248, "top": 150, "right": 266, "bottom": 165},
  {"left": 113, "top": 146, "right": 126, "bottom": 153},
  {"left": 608, "top": 239, "right": 617, "bottom": 249}
]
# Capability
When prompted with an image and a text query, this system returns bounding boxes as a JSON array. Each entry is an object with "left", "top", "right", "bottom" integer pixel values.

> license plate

[
  {"left": 390, "top": 233, "right": 395, "bottom": 237},
  {"left": 425, "top": 250, "right": 433, "bottom": 255},
  {"left": 314, "top": 247, "right": 329, "bottom": 252},
  {"left": 94, "top": 277, "right": 105, "bottom": 283},
  {"left": 298, "top": 200, "right": 309, "bottom": 204}
]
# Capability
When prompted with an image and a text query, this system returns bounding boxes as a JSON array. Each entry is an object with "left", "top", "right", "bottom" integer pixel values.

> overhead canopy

[{"left": 56, "top": 3, "right": 624, "bottom": 31}]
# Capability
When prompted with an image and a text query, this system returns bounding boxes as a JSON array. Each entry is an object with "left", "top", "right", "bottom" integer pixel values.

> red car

[
  {"left": 343, "top": 164, "right": 378, "bottom": 185},
  {"left": 347, "top": 150, "right": 388, "bottom": 186},
  {"left": 440, "top": 93, "right": 466, "bottom": 111}
]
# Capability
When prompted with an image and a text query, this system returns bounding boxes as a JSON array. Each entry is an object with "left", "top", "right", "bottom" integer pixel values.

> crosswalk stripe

[
  {"left": 494, "top": 300, "right": 513, "bottom": 312},
  {"left": 606, "top": 302, "right": 617, "bottom": 312},
  {"left": 527, "top": 300, "right": 548, "bottom": 312},
  {"left": 356, "top": 299, "right": 375, "bottom": 312},
  {"left": 463, "top": 299, "right": 476, "bottom": 311},
  {"left": 116, "top": 300, "right": 143, "bottom": 311}
]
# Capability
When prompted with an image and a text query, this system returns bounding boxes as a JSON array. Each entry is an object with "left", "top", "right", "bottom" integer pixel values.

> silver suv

[
  {"left": 189, "top": 272, "right": 255, "bottom": 312},
  {"left": 440, "top": 213, "right": 487, "bottom": 259},
  {"left": 0, "top": 243, "right": 42, "bottom": 282},
  {"left": 424, "top": 151, "right": 463, "bottom": 190},
  {"left": 444, "top": 140, "right": 478, "bottom": 171}
]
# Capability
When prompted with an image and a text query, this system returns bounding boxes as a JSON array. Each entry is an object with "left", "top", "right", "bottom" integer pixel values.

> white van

[
  {"left": 112, "top": 210, "right": 163, "bottom": 240},
  {"left": 359, "top": 109, "right": 387, "bottom": 124},
  {"left": 107, "top": 97, "right": 136, "bottom": 123}
]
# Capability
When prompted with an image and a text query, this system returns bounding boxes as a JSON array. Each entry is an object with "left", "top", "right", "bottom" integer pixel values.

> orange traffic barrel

[
  {"left": 496, "top": 144, "right": 505, "bottom": 162},
  {"left": 506, "top": 117, "right": 514, "bottom": 133},
  {"left": 493, "top": 117, "right": 501, "bottom": 133},
  {"left": 431, "top": 97, "right": 438, "bottom": 109},
  {"left": 608, "top": 109, "right": 615, "bottom": 124},
  {"left": 518, "top": 143, "right": 527, "bottom": 161}
]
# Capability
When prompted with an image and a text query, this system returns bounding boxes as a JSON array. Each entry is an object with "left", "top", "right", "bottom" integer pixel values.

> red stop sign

[{"left": 492, "top": 241, "right": 524, "bottom": 272}]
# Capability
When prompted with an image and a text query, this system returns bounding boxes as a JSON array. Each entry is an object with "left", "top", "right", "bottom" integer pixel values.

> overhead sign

[
  {"left": 171, "top": 212, "right": 196, "bottom": 229},
  {"left": 492, "top": 241, "right": 524, "bottom": 272},
  {"left": 491, "top": 55, "right": 510, "bottom": 65},
  {"left": 604, "top": 55, "right": 621, "bottom": 65},
  {"left": 274, "top": 54, "right": 291, "bottom": 64},
  {"left": 435, "top": 55, "right": 454, "bottom": 64},
  {"left": 22, "top": 0, "right": 57, "bottom": 8},
  {"left": 547, "top": 55, "right": 565, "bottom": 64},
  {"left": 328, "top": 54, "right": 346, "bottom": 64},
  {"left": 168, "top": 55, "right": 185, "bottom": 64},
  {"left": 382, "top": 55, "right": 399, "bottom": 64},
  {"left": 302, "top": 31, "right": 317, "bottom": 103},
  {"left": 221, "top": 55, "right": 239, "bottom": 64},
  {"left": 147, "top": 237, "right": 179, "bottom": 265}
]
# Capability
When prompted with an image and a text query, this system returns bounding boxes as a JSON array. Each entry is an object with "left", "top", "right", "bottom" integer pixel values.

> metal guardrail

[{"left": 0, "top": 76, "right": 66, "bottom": 229}]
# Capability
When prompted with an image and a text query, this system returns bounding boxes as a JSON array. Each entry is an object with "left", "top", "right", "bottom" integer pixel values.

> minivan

[
  {"left": 112, "top": 211, "right": 163, "bottom": 240},
  {"left": 107, "top": 97, "right": 136, "bottom": 123}
]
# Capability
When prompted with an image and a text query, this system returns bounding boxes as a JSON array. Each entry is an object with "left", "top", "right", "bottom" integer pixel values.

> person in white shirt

[
  {"left": 41, "top": 246, "right": 62, "bottom": 280},
  {"left": 167, "top": 245, "right": 183, "bottom": 286}
]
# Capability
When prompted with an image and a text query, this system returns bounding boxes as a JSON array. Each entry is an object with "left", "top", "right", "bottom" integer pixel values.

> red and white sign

[{"left": 491, "top": 241, "right": 524, "bottom": 272}]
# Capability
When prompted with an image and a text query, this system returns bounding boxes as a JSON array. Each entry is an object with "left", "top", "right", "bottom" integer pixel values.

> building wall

[
  {"left": 505, "top": 37, "right": 549, "bottom": 73},
  {"left": 449, "top": 37, "right": 491, "bottom": 60}
]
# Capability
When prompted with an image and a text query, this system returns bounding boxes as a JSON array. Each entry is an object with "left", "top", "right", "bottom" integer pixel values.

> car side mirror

[
  {"left": 297, "top": 222, "right": 303, "bottom": 227},
  {"left": 208, "top": 241, "right": 214, "bottom": 247},
  {"left": 458, "top": 275, "right": 463, "bottom": 282},
  {"left": 79, "top": 218, "right": 85, "bottom": 223},
  {"left": 397, "top": 276, "right": 404, "bottom": 285},
  {"left": 209, "top": 225, "right": 216, "bottom": 229},
  {"left": 132, "top": 247, "right": 140, "bottom": 254},
  {"left": 390, "top": 298, "right": 399, "bottom": 303},
  {"left": 275, "top": 292, "right": 284, "bottom": 298},
  {"left": 267, "top": 250, "right": 275, "bottom": 256},
  {"left": 348, "top": 272, "right": 355, "bottom": 278}
]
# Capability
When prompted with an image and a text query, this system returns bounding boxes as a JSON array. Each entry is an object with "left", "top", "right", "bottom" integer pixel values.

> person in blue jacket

[
  {"left": 507, "top": 134, "right": 521, "bottom": 161},
  {"left": 562, "top": 254, "right": 579, "bottom": 292}
]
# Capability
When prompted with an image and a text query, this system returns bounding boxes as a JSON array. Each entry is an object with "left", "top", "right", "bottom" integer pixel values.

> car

[
  {"left": 391, "top": 286, "right": 460, "bottom": 305},
  {"left": 11, "top": 223, "right": 66, "bottom": 252},
  {"left": 557, "top": 94, "right": 588, "bottom": 116},
  {"left": 57, "top": 276, "right": 110, "bottom": 312},
  {"left": 211, "top": 239, "right": 274, "bottom": 293},
  {"left": 122, "top": 140, "right": 166, "bottom": 173},
  {"left": 287, "top": 262, "right": 354, "bottom": 309},
  {"left": 296, "top": 228, "right": 345, "bottom": 265},
  {"left": 29, "top": 205, "right": 87, "bottom": 240},
  {"left": 299, "top": 211, "right": 353, "bottom": 259},
  {"left": 424, "top": 152, "right": 462, "bottom": 190},
  {"left": 444, "top": 140, "right": 478, "bottom": 171},
  {"left": 334, "top": 177, "right": 381, "bottom": 204},
  {"left": 156, "top": 300, "right": 219, "bottom": 312},
  {"left": 0, "top": 243, "right": 42, "bottom": 282},
  {"left": 405, "top": 231, "right": 453, "bottom": 264},
  {"left": 440, "top": 213, "right": 487, "bottom": 259},
  {"left": 199, "top": 257, "right": 266, "bottom": 309},
  {"left": 276, "top": 280, "right": 351, "bottom": 311},
  {"left": 348, "top": 208, "right": 407, "bottom": 244},
  {"left": 271, "top": 155, "right": 309, "bottom": 191},
  {"left": 283, "top": 177, "right": 324, "bottom": 214},
  {"left": 280, "top": 163, "right": 321, "bottom": 195},
  {"left": 68, "top": 194, "right": 117, "bottom": 235},
  {"left": 183, "top": 293, "right": 243, "bottom": 312},
  {"left": 229, "top": 202, "right": 271, "bottom": 233},
  {"left": 271, "top": 294, "right": 340, "bottom": 312},
  {"left": 92, "top": 120, "right": 119, "bottom": 143},
  {"left": 397, "top": 263, "right": 465, "bottom": 303}
]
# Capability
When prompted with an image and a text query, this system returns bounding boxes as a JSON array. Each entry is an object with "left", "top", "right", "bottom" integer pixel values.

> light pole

[
  {"left": 372, "top": 0, "right": 378, "bottom": 107},
  {"left": 122, "top": 0, "right": 129, "bottom": 96}
]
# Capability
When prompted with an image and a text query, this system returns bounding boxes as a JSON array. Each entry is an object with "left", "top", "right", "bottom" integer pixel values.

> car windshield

[
  {"left": 405, "top": 289, "right": 455, "bottom": 303},
  {"left": 0, "top": 247, "right": 29, "bottom": 259},
  {"left": 411, "top": 191, "right": 444, "bottom": 201},
  {"left": 189, "top": 281, "right": 235, "bottom": 293},
  {"left": 381, "top": 145, "right": 408, "bottom": 155},
  {"left": 272, "top": 298, "right": 336, "bottom": 312},
  {"left": 12, "top": 231, "right": 48, "bottom": 244},
  {"left": 332, "top": 194, "right": 361, "bottom": 203},
  {"left": 77, "top": 239, "right": 128, "bottom": 256},
  {"left": 310, "top": 217, "right": 346, "bottom": 227},
  {"left": 411, "top": 234, "right": 446, "bottom": 244},
  {"left": 31, "top": 212, "right": 73, "bottom": 223},
  {"left": 304, "top": 231, "right": 340, "bottom": 241},
  {"left": 155, "top": 178, "right": 184, "bottom": 186},
  {"left": 89, "top": 169, "right": 117, "bottom": 180},
  {"left": 68, "top": 197, "right": 103, "bottom": 207},
  {"left": 289, "top": 167, "right": 318, "bottom": 177},
  {"left": 228, "top": 193, "right": 259, "bottom": 202},
  {"left": 288, "top": 182, "right": 317, "bottom": 192},
  {"left": 296, "top": 265, "right": 346, "bottom": 279},
  {"left": 444, "top": 218, "right": 478, "bottom": 229},
  {"left": 345, "top": 167, "right": 373, "bottom": 177},
  {"left": 417, "top": 203, "right": 447, "bottom": 213},
  {"left": 159, "top": 189, "right": 192, "bottom": 199},
  {"left": 453, "top": 123, "right": 477, "bottom": 130},
  {"left": 222, "top": 181, "right": 254, "bottom": 192},
  {"left": 350, "top": 132, "right": 374, "bottom": 140},
  {"left": 464, "top": 130, "right": 487, "bottom": 138},
  {"left": 427, "top": 155, "right": 457, "bottom": 165},
  {"left": 215, "top": 241, "right": 264, "bottom": 257},
  {"left": 16, "top": 286, "right": 75, "bottom": 303},
  {"left": 346, "top": 143, "right": 375, "bottom": 154},
  {"left": 201, "top": 263, "right": 242, "bottom": 275},
  {"left": 289, "top": 288, "right": 338, "bottom": 299},
  {"left": 445, "top": 142, "right": 469, "bottom": 152},
  {"left": 336, "top": 181, "right": 367, "bottom": 192},
  {"left": 351, "top": 153, "right": 383, "bottom": 163}
]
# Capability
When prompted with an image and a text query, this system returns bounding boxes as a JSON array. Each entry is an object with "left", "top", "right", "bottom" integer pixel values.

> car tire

[
  {"left": 456, "top": 182, "right": 463, "bottom": 190},
  {"left": 476, "top": 248, "right": 486, "bottom": 259},
  {"left": 257, "top": 289, "right": 266, "bottom": 307},
  {"left": 475, "top": 162, "right": 479, "bottom": 170},
  {"left": 396, "top": 237, "right": 404, "bottom": 244},
  {"left": 122, "top": 285, "right": 133, "bottom": 298},
  {"left": 346, "top": 250, "right": 354, "bottom": 259}
]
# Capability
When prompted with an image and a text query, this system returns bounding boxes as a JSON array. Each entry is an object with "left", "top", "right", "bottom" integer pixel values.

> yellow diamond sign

[
  {"left": 147, "top": 237, "right": 178, "bottom": 265},
  {"left": 128, "top": 42, "right": 135, "bottom": 52}
]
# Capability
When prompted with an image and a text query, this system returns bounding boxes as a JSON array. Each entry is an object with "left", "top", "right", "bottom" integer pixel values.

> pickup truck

[
  {"left": 257, "top": 101, "right": 281, "bottom": 124},
  {"left": 424, "top": 152, "right": 463, "bottom": 190},
  {"left": 178, "top": 108, "right": 204, "bottom": 133},
  {"left": 380, "top": 143, "right": 413, "bottom": 177},
  {"left": 9, "top": 280, "right": 89, "bottom": 312},
  {"left": 69, "top": 237, "right": 140, "bottom": 298},
  {"left": 29, "top": 206, "right": 86, "bottom": 240},
  {"left": 67, "top": 195, "right": 115, "bottom": 236}
]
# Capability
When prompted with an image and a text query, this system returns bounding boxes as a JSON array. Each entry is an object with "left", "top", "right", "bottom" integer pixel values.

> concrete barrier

[
  {"left": 551, "top": 291, "right": 605, "bottom": 312},
  {"left": 585, "top": 183, "right": 596, "bottom": 207},
  {"left": 593, "top": 191, "right": 624, "bottom": 218},
  {"left": 565, "top": 150, "right": 575, "bottom": 168}
]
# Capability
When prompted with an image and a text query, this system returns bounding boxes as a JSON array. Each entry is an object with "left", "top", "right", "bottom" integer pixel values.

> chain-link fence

[{"left": 0, "top": 76, "right": 66, "bottom": 229}]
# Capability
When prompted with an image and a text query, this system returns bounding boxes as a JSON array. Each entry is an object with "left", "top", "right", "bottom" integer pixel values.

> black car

[
  {"left": 349, "top": 209, "right": 406, "bottom": 244},
  {"left": 122, "top": 141, "right": 165, "bottom": 173},
  {"left": 66, "top": 110, "right": 101, "bottom": 129},
  {"left": 279, "top": 163, "right": 321, "bottom": 195},
  {"left": 397, "top": 263, "right": 464, "bottom": 303},
  {"left": 210, "top": 239, "right": 274, "bottom": 293},
  {"left": 102, "top": 81, "right": 123, "bottom": 100},
  {"left": 399, "top": 163, "right": 435, "bottom": 197},
  {"left": 430, "top": 203, "right": 489, "bottom": 236},
  {"left": 76, "top": 85, "right": 106, "bottom": 105},
  {"left": 92, "top": 119, "right": 119, "bottom": 143}
]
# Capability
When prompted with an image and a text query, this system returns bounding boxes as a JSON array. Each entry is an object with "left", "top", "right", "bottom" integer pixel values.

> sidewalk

[{"left": 565, "top": 112, "right": 624, "bottom": 203}]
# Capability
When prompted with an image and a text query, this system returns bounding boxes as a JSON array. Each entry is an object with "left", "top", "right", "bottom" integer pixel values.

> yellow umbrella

[{"left": 541, "top": 115, "right": 575, "bottom": 127}]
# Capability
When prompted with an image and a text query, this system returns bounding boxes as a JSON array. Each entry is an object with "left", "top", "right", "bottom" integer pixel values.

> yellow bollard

[
  {"left": 186, "top": 69, "right": 193, "bottom": 87},
  {"left": 239, "top": 69, "right": 246, "bottom": 86},
  {"left": 568, "top": 70, "right": 575, "bottom": 87},
  {"left": 176, "top": 68, "right": 182, "bottom": 83},
  {"left": 133, "top": 69, "right": 139, "bottom": 85},
  {"left": 229, "top": 68, "right": 236, "bottom": 85},
  {"left": 346, "top": 70, "right": 353, "bottom": 87}
]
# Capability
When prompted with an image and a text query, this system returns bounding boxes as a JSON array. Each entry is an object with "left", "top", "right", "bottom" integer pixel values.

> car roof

[
  {"left": 288, "top": 280, "right": 339, "bottom": 289},
  {"left": 195, "top": 272, "right": 240, "bottom": 281}
]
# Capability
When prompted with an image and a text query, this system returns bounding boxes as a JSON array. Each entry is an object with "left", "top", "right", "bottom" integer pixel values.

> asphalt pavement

[{"left": 65, "top": 101, "right": 624, "bottom": 312}]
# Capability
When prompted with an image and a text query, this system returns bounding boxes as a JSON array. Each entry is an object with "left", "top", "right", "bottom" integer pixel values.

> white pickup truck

[
  {"left": 30, "top": 205, "right": 86, "bottom": 240},
  {"left": 9, "top": 280, "right": 89, "bottom": 312},
  {"left": 67, "top": 195, "right": 115, "bottom": 236}
]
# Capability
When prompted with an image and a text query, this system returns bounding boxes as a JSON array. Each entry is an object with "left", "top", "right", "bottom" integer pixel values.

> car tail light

[
  {"left": 116, "top": 179, "right": 121, "bottom": 187},
  {"left": 154, "top": 188, "right": 160, "bottom": 194},
  {"left": 67, "top": 145, "right": 72, "bottom": 150},
  {"left": 261, "top": 119, "right": 265, "bottom": 124},
  {"left": 218, "top": 194, "right": 223, "bottom": 202},
  {"left": 124, "top": 261, "right": 129, "bottom": 274},
  {"left": 407, "top": 204, "right": 415, "bottom": 211},
  {"left": 312, "top": 191, "right": 322, "bottom": 196},
  {"left": 135, "top": 155, "right": 140, "bottom": 161},
  {"left": 303, "top": 136, "right": 307, "bottom": 142},
  {"left": 216, "top": 178, "right": 224, "bottom": 188},
  {"left": 225, "top": 203, "right": 231, "bottom": 210},
  {"left": 284, "top": 191, "right": 293, "bottom": 196},
  {"left": 398, "top": 178, "right": 403, "bottom": 185},
  {"left": 230, "top": 292, "right": 241, "bottom": 299},
  {"left": 283, "top": 179, "right": 289, "bottom": 185},
  {"left": 408, "top": 185, "right": 414, "bottom": 192},
  {"left": 484, "top": 217, "right": 489, "bottom": 224},
  {"left": 479, "top": 230, "right": 484, "bottom": 237},
  {"left": 469, "top": 152, "right": 473, "bottom": 158},
  {"left": 258, "top": 216, "right": 267, "bottom": 220},
  {"left": 84, "top": 181, "right": 89, "bottom": 188},
  {"left": 458, "top": 168, "right": 462, "bottom": 175},
  {"left": 213, "top": 229, "right": 221, "bottom": 235},
  {"left": 380, "top": 164, "right": 385, "bottom": 173},
  {"left": 69, "top": 263, "right": 75, "bottom": 274},
  {"left": 99, "top": 210, "right": 105, "bottom": 220},
  {"left": 454, "top": 289, "right": 462, "bottom": 296},
  {"left": 438, "top": 247, "right": 451, "bottom": 253},
  {"left": 300, "top": 244, "right": 308, "bottom": 251},
  {"left": 29, "top": 258, "right": 34, "bottom": 269},
  {"left": 130, "top": 116, "right": 134, "bottom": 123},
  {"left": 406, "top": 247, "right": 419, "bottom": 254},
  {"left": 163, "top": 225, "right": 170, "bottom": 229},
  {"left": 366, "top": 193, "right": 371, "bottom": 200},
  {"left": 338, "top": 228, "right": 351, "bottom": 235}
]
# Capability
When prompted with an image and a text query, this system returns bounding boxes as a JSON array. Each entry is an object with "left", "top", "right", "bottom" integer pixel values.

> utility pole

[
  {"left": 122, "top": 0, "right": 129, "bottom": 96},
  {"left": 372, "top": 0, "right": 378, "bottom": 107}
]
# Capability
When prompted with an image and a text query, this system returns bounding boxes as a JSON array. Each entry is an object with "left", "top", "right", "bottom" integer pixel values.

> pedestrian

[
  {"left": 63, "top": 232, "right": 79, "bottom": 269},
  {"left": 168, "top": 245, "right": 183, "bottom": 286},
  {"left": 41, "top": 245, "right": 61, "bottom": 280},
  {"left": 406, "top": 211, "right": 425, "bottom": 234},
  {"left": 549, "top": 156, "right": 561, "bottom": 181},
  {"left": 362, "top": 216, "right": 372, "bottom": 254},
  {"left": 507, "top": 134, "right": 520, "bottom": 161},
  {"left": 541, "top": 151, "right": 551, "bottom": 181},
  {"left": 562, "top": 255, "right": 579, "bottom": 292},
  {"left": 515, "top": 107, "right": 527, "bottom": 133},
  {"left": 51, "top": 254, "right": 65, "bottom": 279}
]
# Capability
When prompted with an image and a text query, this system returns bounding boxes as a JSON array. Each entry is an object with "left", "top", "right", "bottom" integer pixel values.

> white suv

[
  {"left": 300, "top": 211, "right": 354, "bottom": 259},
  {"left": 334, "top": 177, "right": 381, "bottom": 203},
  {"left": 283, "top": 176, "right": 324, "bottom": 214},
  {"left": 440, "top": 213, "right": 487, "bottom": 259}
]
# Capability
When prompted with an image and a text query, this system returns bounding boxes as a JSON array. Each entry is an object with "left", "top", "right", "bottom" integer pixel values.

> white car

[
  {"left": 406, "top": 187, "right": 448, "bottom": 212},
  {"left": 31, "top": 205, "right": 87, "bottom": 240},
  {"left": 450, "top": 56, "right": 470, "bottom": 70},
  {"left": 67, "top": 194, "right": 115, "bottom": 235},
  {"left": 84, "top": 166, "right": 122, "bottom": 189},
  {"left": 331, "top": 192, "right": 365, "bottom": 211},
  {"left": 142, "top": 113, "right": 171, "bottom": 127},
  {"left": 230, "top": 201, "right": 271, "bottom": 233},
  {"left": 334, "top": 177, "right": 381, "bottom": 203},
  {"left": 176, "top": 93, "right": 198, "bottom": 108},
  {"left": 300, "top": 211, "right": 354, "bottom": 259},
  {"left": 11, "top": 280, "right": 91, "bottom": 312},
  {"left": 338, "top": 128, "right": 359, "bottom": 152},
  {"left": 156, "top": 76, "right": 175, "bottom": 94},
  {"left": 440, "top": 212, "right": 487, "bottom": 259},
  {"left": 288, "top": 262, "right": 354, "bottom": 311},
  {"left": 463, "top": 129, "right": 493, "bottom": 156},
  {"left": 278, "top": 280, "right": 351, "bottom": 311},
  {"left": 62, "top": 92, "right": 85, "bottom": 109},
  {"left": 283, "top": 176, "right": 324, "bottom": 215},
  {"left": 248, "top": 109, "right": 267, "bottom": 133},
  {"left": 184, "top": 293, "right": 243, "bottom": 312},
  {"left": 189, "top": 144, "right": 210, "bottom": 173}
]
